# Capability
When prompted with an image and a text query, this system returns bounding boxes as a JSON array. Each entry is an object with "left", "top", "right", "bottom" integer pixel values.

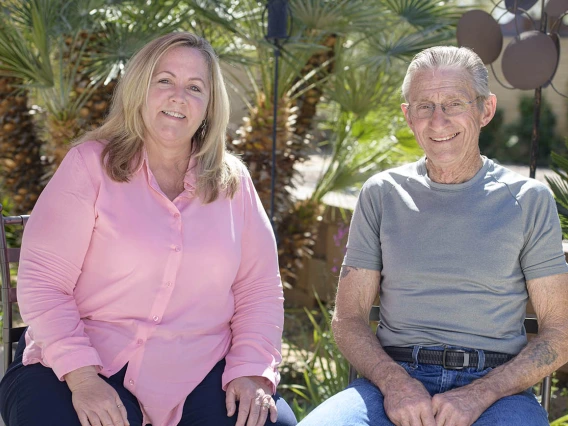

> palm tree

[
  {"left": 187, "top": 0, "right": 460, "bottom": 285},
  {"left": 0, "top": 76, "right": 45, "bottom": 213},
  {"left": 0, "top": 0, "right": 196, "bottom": 176}
]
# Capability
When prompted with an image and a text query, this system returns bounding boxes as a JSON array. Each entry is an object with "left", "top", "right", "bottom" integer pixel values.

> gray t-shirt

[{"left": 344, "top": 157, "right": 568, "bottom": 355}]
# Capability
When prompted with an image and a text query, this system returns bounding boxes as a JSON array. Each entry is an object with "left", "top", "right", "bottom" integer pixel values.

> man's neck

[{"left": 425, "top": 155, "right": 483, "bottom": 184}]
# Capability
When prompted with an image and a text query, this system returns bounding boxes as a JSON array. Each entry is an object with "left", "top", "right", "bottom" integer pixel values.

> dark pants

[{"left": 0, "top": 332, "right": 297, "bottom": 426}]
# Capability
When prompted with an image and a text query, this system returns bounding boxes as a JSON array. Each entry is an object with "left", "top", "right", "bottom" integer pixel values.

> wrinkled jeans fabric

[{"left": 298, "top": 346, "right": 548, "bottom": 426}]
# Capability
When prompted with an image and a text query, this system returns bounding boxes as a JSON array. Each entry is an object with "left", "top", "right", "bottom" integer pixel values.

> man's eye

[
  {"left": 448, "top": 101, "right": 463, "bottom": 107},
  {"left": 417, "top": 104, "right": 432, "bottom": 110}
]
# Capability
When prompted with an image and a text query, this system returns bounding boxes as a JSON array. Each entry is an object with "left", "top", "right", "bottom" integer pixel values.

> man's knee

[{"left": 474, "top": 391, "right": 549, "bottom": 426}]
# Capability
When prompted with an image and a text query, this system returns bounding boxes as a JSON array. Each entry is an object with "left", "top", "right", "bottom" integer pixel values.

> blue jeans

[{"left": 298, "top": 346, "right": 548, "bottom": 426}]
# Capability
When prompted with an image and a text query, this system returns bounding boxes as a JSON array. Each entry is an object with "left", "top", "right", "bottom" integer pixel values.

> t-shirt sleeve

[
  {"left": 520, "top": 184, "right": 568, "bottom": 281},
  {"left": 343, "top": 179, "right": 383, "bottom": 271}
]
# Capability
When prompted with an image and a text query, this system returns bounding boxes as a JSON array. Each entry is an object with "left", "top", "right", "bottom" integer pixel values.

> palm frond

[
  {"left": 291, "top": 0, "right": 385, "bottom": 35},
  {"left": 379, "top": 0, "right": 462, "bottom": 30},
  {"left": 363, "top": 26, "right": 456, "bottom": 69}
]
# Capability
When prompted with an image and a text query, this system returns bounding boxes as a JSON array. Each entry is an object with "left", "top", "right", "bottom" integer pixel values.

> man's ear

[
  {"left": 401, "top": 103, "right": 413, "bottom": 127},
  {"left": 480, "top": 94, "right": 497, "bottom": 128}
]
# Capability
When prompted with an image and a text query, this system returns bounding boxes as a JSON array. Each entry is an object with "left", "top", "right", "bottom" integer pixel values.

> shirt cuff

[
  {"left": 46, "top": 347, "right": 103, "bottom": 381},
  {"left": 221, "top": 364, "right": 280, "bottom": 395}
]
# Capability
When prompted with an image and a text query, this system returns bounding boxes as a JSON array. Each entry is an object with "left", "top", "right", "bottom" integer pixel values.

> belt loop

[
  {"left": 475, "top": 349, "right": 486, "bottom": 371},
  {"left": 411, "top": 346, "right": 421, "bottom": 368}
]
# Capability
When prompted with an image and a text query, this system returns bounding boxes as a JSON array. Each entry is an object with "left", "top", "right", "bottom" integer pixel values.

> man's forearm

[
  {"left": 332, "top": 316, "right": 409, "bottom": 392},
  {"left": 458, "top": 325, "right": 568, "bottom": 406}
]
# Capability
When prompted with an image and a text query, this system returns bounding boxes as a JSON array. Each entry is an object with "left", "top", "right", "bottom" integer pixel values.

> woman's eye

[
  {"left": 158, "top": 79, "right": 171, "bottom": 84},
  {"left": 189, "top": 85, "right": 201, "bottom": 92}
]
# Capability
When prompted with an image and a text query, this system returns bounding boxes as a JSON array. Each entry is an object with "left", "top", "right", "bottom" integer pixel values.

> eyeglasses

[{"left": 406, "top": 96, "right": 483, "bottom": 119}]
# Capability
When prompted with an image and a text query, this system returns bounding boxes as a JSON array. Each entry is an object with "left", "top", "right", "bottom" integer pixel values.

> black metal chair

[
  {"left": 0, "top": 204, "right": 30, "bottom": 374},
  {"left": 348, "top": 305, "right": 553, "bottom": 413}
]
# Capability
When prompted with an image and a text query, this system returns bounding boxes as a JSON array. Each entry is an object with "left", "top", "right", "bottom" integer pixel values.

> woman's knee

[
  {"left": 268, "top": 393, "right": 297, "bottom": 426},
  {"left": 0, "top": 362, "right": 80, "bottom": 426}
]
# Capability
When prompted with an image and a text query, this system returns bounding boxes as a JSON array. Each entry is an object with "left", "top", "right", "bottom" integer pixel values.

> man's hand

[
  {"left": 226, "top": 376, "right": 277, "bottom": 426},
  {"left": 431, "top": 385, "right": 488, "bottom": 426},
  {"left": 383, "top": 374, "right": 436, "bottom": 426},
  {"left": 65, "top": 366, "right": 129, "bottom": 426}
]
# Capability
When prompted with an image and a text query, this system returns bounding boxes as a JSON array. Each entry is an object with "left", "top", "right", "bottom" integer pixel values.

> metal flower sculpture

[{"left": 456, "top": 0, "right": 568, "bottom": 178}]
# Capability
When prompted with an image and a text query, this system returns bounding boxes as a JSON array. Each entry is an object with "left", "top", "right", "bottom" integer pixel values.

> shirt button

[
  {"left": 166, "top": 281, "right": 172, "bottom": 287},
  {"left": 173, "top": 245, "right": 181, "bottom": 252},
  {"left": 137, "top": 339, "right": 143, "bottom": 345},
  {"left": 153, "top": 315, "right": 159, "bottom": 322},
  {"left": 174, "top": 213, "right": 180, "bottom": 218},
  {"left": 129, "top": 379, "right": 134, "bottom": 386}
]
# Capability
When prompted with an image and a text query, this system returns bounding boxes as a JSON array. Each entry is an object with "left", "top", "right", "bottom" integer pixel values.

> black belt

[{"left": 384, "top": 346, "right": 514, "bottom": 370}]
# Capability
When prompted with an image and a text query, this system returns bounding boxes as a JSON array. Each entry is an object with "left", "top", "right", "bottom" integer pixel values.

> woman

[{"left": 0, "top": 32, "right": 297, "bottom": 426}]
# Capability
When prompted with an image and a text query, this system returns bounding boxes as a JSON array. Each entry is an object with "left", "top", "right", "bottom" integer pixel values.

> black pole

[
  {"left": 265, "top": 0, "right": 289, "bottom": 234},
  {"left": 529, "top": 87, "right": 541, "bottom": 179},
  {"left": 270, "top": 45, "right": 280, "bottom": 233},
  {"left": 529, "top": 0, "right": 547, "bottom": 179}
]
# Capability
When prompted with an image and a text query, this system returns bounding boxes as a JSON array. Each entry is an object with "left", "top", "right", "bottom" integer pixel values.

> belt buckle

[{"left": 442, "top": 348, "right": 469, "bottom": 370}]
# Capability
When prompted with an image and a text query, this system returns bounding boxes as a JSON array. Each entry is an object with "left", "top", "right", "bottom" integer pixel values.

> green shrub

[{"left": 480, "top": 96, "right": 564, "bottom": 166}]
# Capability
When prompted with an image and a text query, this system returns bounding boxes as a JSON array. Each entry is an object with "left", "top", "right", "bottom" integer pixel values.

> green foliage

[
  {"left": 1, "top": 196, "right": 21, "bottom": 248},
  {"left": 545, "top": 143, "right": 568, "bottom": 239},
  {"left": 550, "top": 415, "right": 568, "bottom": 426},
  {"left": 481, "top": 95, "right": 564, "bottom": 166},
  {"left": 479, "top": 108, "right": 506, "bottom": 160},
  {"left": 310, "top": 57, "right": 422, "bottom": 202},
  {"left": 280, "top": 297, "right": 349, "bottom": 420}
]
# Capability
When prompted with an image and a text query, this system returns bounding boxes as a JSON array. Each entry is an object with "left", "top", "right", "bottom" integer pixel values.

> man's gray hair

[{"left": 401, "top": 46, "right": 490, "bottom": 102}]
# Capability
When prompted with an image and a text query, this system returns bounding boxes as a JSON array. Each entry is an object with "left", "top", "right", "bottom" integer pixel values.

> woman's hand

[
  {"left": 65, "top": 366, "right": 129, "bottom": 426},
  {"left": 226, "top": 376, "right": 277, "bottom": 426}
]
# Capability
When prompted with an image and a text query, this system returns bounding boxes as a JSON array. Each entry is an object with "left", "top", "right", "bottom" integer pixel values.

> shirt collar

[{"left": 137, "top": 146, "right": 198, "bottom": 197}]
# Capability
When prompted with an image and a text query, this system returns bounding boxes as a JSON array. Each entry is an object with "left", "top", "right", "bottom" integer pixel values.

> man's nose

[{"left": 429, "top": 105, "right": 449, "bottom": 127}]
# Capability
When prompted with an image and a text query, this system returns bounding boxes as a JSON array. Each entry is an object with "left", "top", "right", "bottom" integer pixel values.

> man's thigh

[
  {"left": 473, "top": 390, "right": 549, "bottom": 426},
  {"left": 297, "top": 377, "right": 394, "bottom": 426}
]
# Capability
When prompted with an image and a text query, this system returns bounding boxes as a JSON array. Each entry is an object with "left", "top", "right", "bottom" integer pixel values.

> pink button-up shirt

[{"left": 17, "top": 140, "right": 284, "bottom": 426}]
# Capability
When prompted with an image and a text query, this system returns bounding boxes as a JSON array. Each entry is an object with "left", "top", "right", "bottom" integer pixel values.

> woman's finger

[
  {"left": 116, "top": 399, "right": 129, "bottom": 426},
  {"left": 255, "top": 396, "right": 271, "bottom": 426},
  {"left": 86, "top": 411, "right": 103, "bottom": 426},
  {"left": 98, "top": 408, "right": 117, "bottom": 426},
  {"left": 268, "top": 396, "right": 278, "bottom": 423},
  {"left": 245, "top": 397, "right": 261, "bottom": 426},
  {"left": 77, "top": 411, "right": 91, "bottom": 426}
]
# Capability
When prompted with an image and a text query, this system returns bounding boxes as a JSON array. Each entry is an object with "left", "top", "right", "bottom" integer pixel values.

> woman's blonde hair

[{"left": 78, "top": 32, "right": 241, "bottom": 203}]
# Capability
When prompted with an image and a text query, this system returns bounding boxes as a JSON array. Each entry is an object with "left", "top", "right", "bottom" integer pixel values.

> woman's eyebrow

[{"left": 154, "top": 70, "right": 207, "bottom": 86}]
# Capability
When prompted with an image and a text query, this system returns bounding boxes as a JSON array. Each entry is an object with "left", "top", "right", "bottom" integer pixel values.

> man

[{"left": 297, "top": 46, "right": 568, "bottom": 426}]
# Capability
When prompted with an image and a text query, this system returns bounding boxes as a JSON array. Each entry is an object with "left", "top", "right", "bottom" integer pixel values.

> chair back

[
  {"left": 0, "top": 204, "right": 29, "bottom": 373},
  {"left": 348, "top": 306, "right": 552, "bottom": 413}
]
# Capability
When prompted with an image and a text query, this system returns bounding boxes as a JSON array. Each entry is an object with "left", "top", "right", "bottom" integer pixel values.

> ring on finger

[{"left": 262, "top": 400, "right": 270, "bottom": 409}]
